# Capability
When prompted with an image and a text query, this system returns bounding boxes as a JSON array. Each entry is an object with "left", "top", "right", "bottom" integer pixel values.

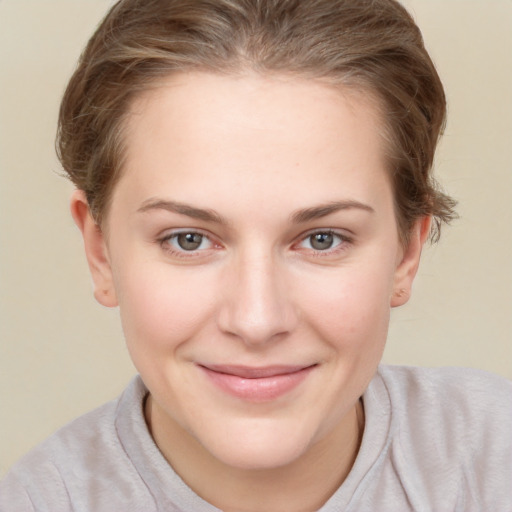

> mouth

[{"left": 197, "top": 364, "right": 317, "bottom": 402}]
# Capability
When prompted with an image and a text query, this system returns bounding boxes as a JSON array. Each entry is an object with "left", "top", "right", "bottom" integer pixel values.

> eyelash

[
  {"left": 296, "top": 229, "right": 352, "bottom": 256},
  {"left": 157, "top": 229, "right": 352, "bottom": 259},
  {"left": 158, "top": 229, "right": 218, "bottom": 259}
]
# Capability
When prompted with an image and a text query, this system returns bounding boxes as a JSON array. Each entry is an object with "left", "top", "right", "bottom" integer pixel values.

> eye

[
  {"left": 175, "top": 232, "right": 206, "bottom": 251},
  {"left": 309, "top": 232, "right": 335, "bottom": 250},
  {"left": 162, "top": 231, "right": 213, "bottom": 252},
  {"left": 298, "top": 230, "right": 347, "bottom": 252}
]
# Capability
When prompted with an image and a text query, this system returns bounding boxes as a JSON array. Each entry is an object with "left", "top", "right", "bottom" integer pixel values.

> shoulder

[
  {"left": 376, "top": 365, "right": 512, "bottom": 508},
  {"left": 0, "top": 377, "right": 154, "bottom": 512},
  {"left": 0, "top": 399, "right": 111, "bottom": 511},
  {"left": 378, "top": 364, "right": 512, "bottom": 425},
  {"left": 377, "top": 365, "right": 512, "bottom": 450}
]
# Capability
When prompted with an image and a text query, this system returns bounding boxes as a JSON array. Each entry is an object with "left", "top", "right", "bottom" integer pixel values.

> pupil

[
  {"left": 177, "top": 233, "right": 203, "bottom": 250},
  {"left": 311, "top": 233, "right": 333, "bottom": 250}
]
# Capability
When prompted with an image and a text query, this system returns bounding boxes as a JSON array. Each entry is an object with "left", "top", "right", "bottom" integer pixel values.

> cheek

[
  {"left": 294, "top": 259, "right": 396, "bottom": 348},
  {"left": 113, "top": 261, "right": 218, "bottom": 357}
]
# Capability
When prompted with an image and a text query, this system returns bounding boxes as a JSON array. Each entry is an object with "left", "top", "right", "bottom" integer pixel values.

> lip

[{"left": 198, "top": 364, "right": 316, "bottom": 402}]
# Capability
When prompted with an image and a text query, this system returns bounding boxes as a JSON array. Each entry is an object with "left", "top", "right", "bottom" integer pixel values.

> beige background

[{"left": 0, "top": 0, "right": 511, "bottom": 476}]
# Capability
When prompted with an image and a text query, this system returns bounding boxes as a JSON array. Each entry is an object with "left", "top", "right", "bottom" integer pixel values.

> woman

[{"left": 1, "top": 0, "right": 511, "bottom": 510}]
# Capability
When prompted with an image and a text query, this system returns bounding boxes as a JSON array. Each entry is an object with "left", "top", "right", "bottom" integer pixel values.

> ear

[
  {"left": 70, "top": 190, "right": 118, "bottom": 307},
  {"left": 390, "top": 216, "right": 430, "bottom": 308}
]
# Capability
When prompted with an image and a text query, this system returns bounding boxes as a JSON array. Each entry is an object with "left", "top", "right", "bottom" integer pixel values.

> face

[{"left": 73, "top": 72, "right": 425, "bottom": 472}]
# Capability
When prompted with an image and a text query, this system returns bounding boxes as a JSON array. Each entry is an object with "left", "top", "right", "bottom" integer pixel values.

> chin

[
  {"left": 197, "top": 417, "right": 315, "bottom": 471},
  {"left": 212, "top": 443, "right": 310, "bottom": 472}
]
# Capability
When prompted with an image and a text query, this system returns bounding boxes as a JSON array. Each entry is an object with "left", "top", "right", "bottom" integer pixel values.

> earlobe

[
  {"left": 70, "top": 190, "right": 118, "bottom": 308},
  {"left": 390, "top": 216, "right": 430, "bottom": 308}
]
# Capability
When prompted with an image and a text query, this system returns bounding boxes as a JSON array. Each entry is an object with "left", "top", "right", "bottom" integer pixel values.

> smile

[{"left": 197, "top": 364, "right": 317, "bottom": 402}]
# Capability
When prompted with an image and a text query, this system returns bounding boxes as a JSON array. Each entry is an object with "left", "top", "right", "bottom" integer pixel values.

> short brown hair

[{"left": 57, "top": 0, "right": 456, "bottom": 242}]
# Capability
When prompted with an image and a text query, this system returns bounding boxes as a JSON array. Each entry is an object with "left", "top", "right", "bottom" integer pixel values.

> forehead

[
  {"left": 116, "top": 72, "right": 391, "bottom": 215},
  {"left": 126, "top": 71, "right": 384, "bottom": 149}
]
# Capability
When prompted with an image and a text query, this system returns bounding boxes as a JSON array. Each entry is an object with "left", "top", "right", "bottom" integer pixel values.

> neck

[{"left": 145, "top": 397, "right": 364, "bottom": 512}]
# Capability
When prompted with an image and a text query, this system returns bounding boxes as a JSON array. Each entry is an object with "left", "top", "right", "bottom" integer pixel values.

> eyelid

[
  {"left": 294, "top": 228, "right": 353, "bottom": 254},
  {"left": 157, "top": 228, "right": 221, "bottom": 257},
  {"left": 156, "top": 227, "right": 352, "bottom": 259}
]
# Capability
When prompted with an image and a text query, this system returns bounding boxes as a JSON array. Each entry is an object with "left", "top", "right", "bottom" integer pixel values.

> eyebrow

[
  {"left": 137, "top": 198, "right": 228, "bottom": 224},
  {"left": 290, "top": 200, "right": 375, "bottom": 223},
  {"left": 137, "top": 198, "right": 374, "bottom": 224}
]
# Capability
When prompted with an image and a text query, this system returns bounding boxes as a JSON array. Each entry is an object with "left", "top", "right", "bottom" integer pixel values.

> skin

[{"left": 71, "top": 72, "right": 429, "bottom": 512}]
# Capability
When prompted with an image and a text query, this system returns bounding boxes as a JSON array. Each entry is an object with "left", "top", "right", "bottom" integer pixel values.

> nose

[{"left": 216, "top": 249, "right": 298, "bottom": 347}]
